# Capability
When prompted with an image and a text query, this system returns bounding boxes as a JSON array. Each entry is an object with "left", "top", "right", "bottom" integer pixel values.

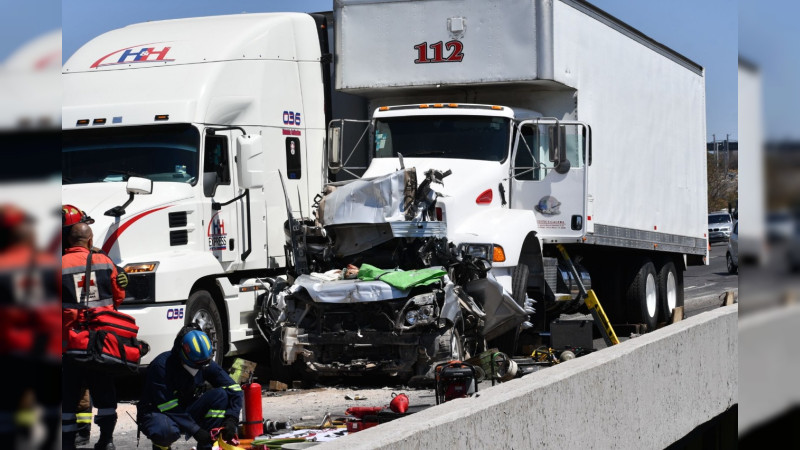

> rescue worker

[
  {"left": 62, "top": 223, "right": 125, "bottom": 450},
  {"left": 62, "top": 205, "right": 129, "bottom": 443},
  {"left": 138, "top": 326, "right": 242, "bottom": 450}
]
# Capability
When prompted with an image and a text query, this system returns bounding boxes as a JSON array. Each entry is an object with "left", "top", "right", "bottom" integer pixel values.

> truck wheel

[
  {"left": 657, "top": 261, "right": 684, "bottom": 322},
  {"left": 186, "top": 290, "right": 224, "bottom": 366},
  {"left": 626, "top": 261, "right": 658, "bottom": 332}
]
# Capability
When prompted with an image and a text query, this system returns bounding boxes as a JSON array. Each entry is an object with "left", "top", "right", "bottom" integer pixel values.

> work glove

[
  {"left": 117, "top": 272, "right": 128, "bottom": 288},
  {"left": 221, "top": 416, "right": 238, "bottom": 441},
  {"left": 192, "top": 428, "right": 213, "bottom": 447}
]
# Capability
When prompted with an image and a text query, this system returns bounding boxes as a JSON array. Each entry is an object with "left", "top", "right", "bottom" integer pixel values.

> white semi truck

[
  {"left": 62, "top": 13, "right": 342, "bottom": 364},
  {"left": 62, "top": 0, "right": 707, "bottom": 366}
]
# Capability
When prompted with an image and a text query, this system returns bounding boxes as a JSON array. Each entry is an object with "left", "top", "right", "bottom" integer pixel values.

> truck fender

[
  {"left": 451, "top": 208, "right": 540, "bottom": 267},
  {"left": 215, "top": 277, "right": 259, "bottom": 353}
]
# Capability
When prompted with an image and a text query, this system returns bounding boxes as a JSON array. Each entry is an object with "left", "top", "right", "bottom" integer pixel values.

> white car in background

[{"left": 709, "top": 212, "right": 734, "bottom": 243}]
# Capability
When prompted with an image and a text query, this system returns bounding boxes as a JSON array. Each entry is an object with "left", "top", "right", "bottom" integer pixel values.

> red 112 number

[{"left": 414, "top": 40, "right": 464, "bottom": 64}]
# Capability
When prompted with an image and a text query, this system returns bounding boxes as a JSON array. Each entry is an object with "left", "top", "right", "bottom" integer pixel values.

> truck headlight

[
  {"left": 462, "top": 244, "right": 491, "bottom": 260},
  {"left": 405, "top": 310, "right": 418, "bottom": 325},
  {"left": 460, "top": 243, "right": 505, "bottom": 262},
  {"left": 124, "top": 262, "right": 159, "bottom": 273}
]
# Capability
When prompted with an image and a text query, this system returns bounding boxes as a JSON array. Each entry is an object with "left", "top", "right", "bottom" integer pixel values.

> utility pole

[{"left": 712, "top": 134, "right": 717, "bottom": 166}]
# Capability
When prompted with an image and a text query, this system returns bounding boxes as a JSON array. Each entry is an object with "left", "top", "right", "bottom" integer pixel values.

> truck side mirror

[
  {"left": 328, "top": 126, "right": 342, "bottom": 174},
  {"left": 126, "top": 176, "right": 152, "bottom": 195},
  {"left": 236, "top": 135, "right": 264, "bottom": 189},
  {"left": 547, "top": 125, "right": 559, "bottom": 163}
]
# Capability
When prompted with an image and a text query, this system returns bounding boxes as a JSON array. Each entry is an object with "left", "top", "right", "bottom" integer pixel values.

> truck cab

[{"left": 62, "top": 13, "right": 331, "bottom": 364}]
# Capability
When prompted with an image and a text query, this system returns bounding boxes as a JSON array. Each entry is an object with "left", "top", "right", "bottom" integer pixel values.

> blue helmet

[{"left": 179, "top": 329, "right": 213, "bottom": 368}]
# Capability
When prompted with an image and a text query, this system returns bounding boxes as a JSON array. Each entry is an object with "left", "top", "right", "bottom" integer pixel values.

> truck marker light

[
  {"left": 435, "top": 207, "right": 443, "bottom": 221},
  {"left": 654, "top": 225, "right": 657, "bottom": 230},
  {"left": 433, "top": 103, "right": 443, "bottom": 108},
  {"left": 587, "top": 216, "right": 592, "bottom": 221},
  {"left": 492, "top": 245, "right": 506, "bottom": 263},
  {"left": 419, "top": 104, "right": 429, "bottom": 109},
  {"left": 448, "top": 103, "right": 459, "bottom": 108},
  {"left": 476, "top": 189, "right": 492, "bottom": 204},
  {"left": 379, "top": 106, "right": 390, "bottom": 111},
  {"left": 76, "top": 119, "right": 90, "bottom": 126},
  {"left": 93, "top": 118, "right": 106, "bottom": 125},
  {"left": 154, "top": 114, "right": 169, "bottom": 121},
  {"left": 491, "top": 105, "right": 503, "bottom": 110}
]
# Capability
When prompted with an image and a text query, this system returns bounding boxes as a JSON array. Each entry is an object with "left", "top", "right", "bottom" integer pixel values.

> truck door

[
  {"left": 510, "top": 120, "right": 590, "bottom": 241},
  {"left": 203, "top": 131, "right": 240, "bottom": 265}
]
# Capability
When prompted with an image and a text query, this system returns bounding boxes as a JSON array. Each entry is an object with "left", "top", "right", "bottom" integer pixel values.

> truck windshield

[
  {"left": 62, "top": 124, "right": 200, "bottom": 185},
  {"left": 374, "top": 115, "right": 510, "bottom": 161}
]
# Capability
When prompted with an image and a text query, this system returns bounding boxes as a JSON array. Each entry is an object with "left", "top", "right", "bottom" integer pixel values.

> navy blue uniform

[{"left": 137, "top": 351, "right": 242, "bottom": 448}]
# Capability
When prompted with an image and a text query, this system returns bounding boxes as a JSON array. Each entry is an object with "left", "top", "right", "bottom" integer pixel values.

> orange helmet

[{"left": 62, "top": 204, "right": 94, "bottom": 228}]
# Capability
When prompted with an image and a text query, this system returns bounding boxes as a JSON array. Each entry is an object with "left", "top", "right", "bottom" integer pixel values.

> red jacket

[{"left": 62, "top": 246, "right": 125, "bottom": 334}]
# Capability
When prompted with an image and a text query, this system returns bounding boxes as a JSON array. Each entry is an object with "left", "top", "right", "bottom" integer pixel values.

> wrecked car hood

[{"left": 293, "top": 274, "right": 411, "bottom": 303}]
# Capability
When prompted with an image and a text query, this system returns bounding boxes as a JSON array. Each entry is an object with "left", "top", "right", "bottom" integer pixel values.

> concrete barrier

[
  {"left": 320, "top": 305, "right": 738, "bottom": 449},
  {"left": 739, "top": 304, "right": 800, "bottom": 435}
]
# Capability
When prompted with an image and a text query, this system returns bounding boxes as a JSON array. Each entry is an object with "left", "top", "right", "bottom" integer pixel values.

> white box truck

[{"left": 328, "top": 0, "right": 708, "bottom": 340}]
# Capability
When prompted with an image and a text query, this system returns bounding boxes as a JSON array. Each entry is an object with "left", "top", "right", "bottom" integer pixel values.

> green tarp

[{"left": 357, "top": 263, "right": 446, "bottom": 290}]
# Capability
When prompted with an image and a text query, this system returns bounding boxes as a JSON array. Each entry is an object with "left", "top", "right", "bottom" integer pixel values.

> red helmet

[{"left": 62, "top": 204, "right": 94, "bottom": 228}]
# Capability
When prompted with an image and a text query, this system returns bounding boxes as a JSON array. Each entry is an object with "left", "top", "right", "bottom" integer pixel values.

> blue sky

[{"left": 12, "top": 1, "right": 742, "bottom": 141}]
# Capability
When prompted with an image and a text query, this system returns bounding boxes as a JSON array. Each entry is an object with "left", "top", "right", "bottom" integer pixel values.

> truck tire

[
  {"left": 626, "top": 260, "right": 658, "bottom": 332},
  {"left": 186, "top": 290, "right": 224, "bottom": 366},
  {"left": 657, "top": 260, "right": 684, "bottom": 322}
]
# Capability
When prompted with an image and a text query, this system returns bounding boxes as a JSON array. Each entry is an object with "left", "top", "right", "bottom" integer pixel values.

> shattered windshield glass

[
  {"left": 374, "top": 115, "right": 510, "bottom": 161},
  {"left": 62, "top": 124, "right": 200, "bottom": 185}
]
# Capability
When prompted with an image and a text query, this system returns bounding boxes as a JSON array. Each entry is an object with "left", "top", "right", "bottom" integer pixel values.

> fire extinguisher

[{"left": 243, "top": 379, "right": 263, "bottom": 439}]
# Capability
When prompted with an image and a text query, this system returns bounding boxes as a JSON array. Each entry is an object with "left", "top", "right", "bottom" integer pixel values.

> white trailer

[
  {"left": 62, "top": 13, "right": 342, "bottom": 364},
  {"left": 329, "top": 0, "right": 708, "bottom": 337}
]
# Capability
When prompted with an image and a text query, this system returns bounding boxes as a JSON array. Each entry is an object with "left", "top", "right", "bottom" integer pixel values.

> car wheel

[
  {"left": 186, "top": 290, "right": 224, "bottom": 366},
  {"left": 726, "top": 252, "right": 737, "bottom": 274},
  {"left": 435, "top": 326, "right": 465, "bottom": 362},
  {"left": 657, "top": 260, "right": 684, "bottom": 322},
  {"left": 626, "top": 260, "right": 658, "bottom": 332}
]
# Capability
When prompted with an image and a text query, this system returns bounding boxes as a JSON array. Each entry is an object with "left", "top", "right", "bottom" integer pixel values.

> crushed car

[{"left": 254, "top": 167, "right": 533, "bottom": 382}]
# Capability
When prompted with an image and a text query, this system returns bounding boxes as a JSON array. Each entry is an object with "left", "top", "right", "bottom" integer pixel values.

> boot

[
  {"left": 94, "top": 414, "right": 117, "bottom": 450},
  {"left": 62, "top": 430, "right": 77, "bottom": 450},
  {"left": 75, "top": 427, "right": 91, "bottom": 447}
]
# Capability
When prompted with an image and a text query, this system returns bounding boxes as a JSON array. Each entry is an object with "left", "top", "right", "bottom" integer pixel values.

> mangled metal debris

[{"left": 256, "top": 168, "right": 532, "bottom": 381}]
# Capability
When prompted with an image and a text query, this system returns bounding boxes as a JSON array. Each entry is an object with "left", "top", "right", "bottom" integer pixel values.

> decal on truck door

[
  {"left": 208, "top": 212, "right": 227, "bottom": 251},
  {"left": 90, "top": 42, "right": 174, "bottom": 68}
]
